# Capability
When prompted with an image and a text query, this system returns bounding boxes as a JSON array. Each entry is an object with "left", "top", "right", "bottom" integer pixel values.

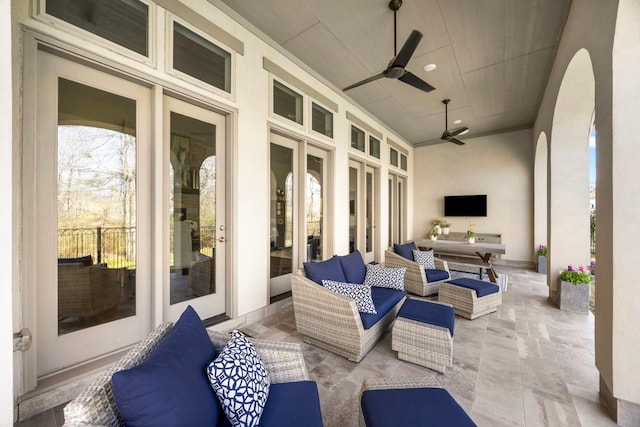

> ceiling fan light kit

[{"left": 342, "top": 0, "right": 435, "bottom": 94}]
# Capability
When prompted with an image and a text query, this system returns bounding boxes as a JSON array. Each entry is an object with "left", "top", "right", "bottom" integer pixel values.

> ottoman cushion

[
  {"left": 361, "top": 387, "right": 476, "bottom": 427},
  {"left": 447, "top": 278, "right": 500, "bottom": 298},
  {"left": 397, "top": 299, "right": 455, "bottom": 336},
  {"left": 425, "top": 268, "right": 450, "bottom": 283}
]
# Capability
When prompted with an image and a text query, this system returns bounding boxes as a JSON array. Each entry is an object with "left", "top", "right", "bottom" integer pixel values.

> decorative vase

[
  {"left": 557, "top": 279, "right": 590, "bottom": 314},
  {"left": 441, "top": 227, "right": 450, "bottom": 235},
  {"left": 433, "top": 225, "right": 442, "bottom": 235},
  {"left": 430, "top": 235, "right": 438, "bottom": 241},
  {"left": 537, "top": 255, "right": 547, "bottom": 274},
  {"left": 467, "top": 237, "right": 475, "bottom": 244}
]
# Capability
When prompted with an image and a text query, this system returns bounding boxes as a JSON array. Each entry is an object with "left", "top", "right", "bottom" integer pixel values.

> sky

[{"left": 589, "top": 129, "right": 596, "bottom": 187}]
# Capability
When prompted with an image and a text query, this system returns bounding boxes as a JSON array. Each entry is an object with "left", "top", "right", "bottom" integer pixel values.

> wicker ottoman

[
  {"left": 438, "top": 277, "right": 502, "bottom": 320},
  {"left": 359, "top": 377, "right": 476, "bottom": 427},
  {"left": 391, "top": 299, "right": 455, "bottom": 373}
]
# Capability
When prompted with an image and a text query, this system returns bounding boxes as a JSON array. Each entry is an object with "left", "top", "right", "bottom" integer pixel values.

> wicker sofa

[
  {"left": 63, "top": 317, "right": 322, "bottom": 427},
  {"left": 384, "top": 242, "right": 450, "bottom": 296},
  {"left": 291, "top": 251, "right": 406, "bottom": 362}
]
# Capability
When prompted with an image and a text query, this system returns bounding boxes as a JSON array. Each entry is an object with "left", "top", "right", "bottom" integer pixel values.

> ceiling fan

[
  {"left": 440, "top": 99, "right": 469, "bottom": 145},
  {"left": 342, "top": 0, "right": 435, "bottom": 93}
]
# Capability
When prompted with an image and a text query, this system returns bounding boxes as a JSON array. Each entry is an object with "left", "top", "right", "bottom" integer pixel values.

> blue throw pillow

[
  {"left": 208, "top": 330, "right": 271, "bottom": 427},
  {"left": 111, "top": 306, "right": 219, "bottom": 427},
  {"left": 338, "top": 250, "right": 367, "bottom": 284},
  {"left": 303, "top": 256, "right": 346, "bottom": 285},
  {"left": 363, "top": 264, "right": 406, "bottom": 291},
  {"left": 394, "top": 242, "right": 417, "bottom": 260},
  {"left": 322, "top": 280, "right": 377, "bottom": 314}
]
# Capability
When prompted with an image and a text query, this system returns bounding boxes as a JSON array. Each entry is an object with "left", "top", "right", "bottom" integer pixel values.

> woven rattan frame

[
  {"left": 438, "top": 282, "right": 502, "bottom": 319},
  {"left": 383, "top": 249, "right": 450, "bottom": 296},
  {"left": 291, "top": 271, "right": 405, "bottom": 362}
]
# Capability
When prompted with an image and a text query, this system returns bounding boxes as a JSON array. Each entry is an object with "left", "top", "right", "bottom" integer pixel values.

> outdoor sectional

[
  {"left": 291, "top": 250, "right": 406, "bottom": 362},
  {"left": 384, "top": 242, "right": 451, "bottom": 296}
]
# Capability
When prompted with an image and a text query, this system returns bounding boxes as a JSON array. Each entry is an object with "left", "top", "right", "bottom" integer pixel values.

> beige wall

[{"left": 413, "top": 129, "right": 533, "bottom": 262}]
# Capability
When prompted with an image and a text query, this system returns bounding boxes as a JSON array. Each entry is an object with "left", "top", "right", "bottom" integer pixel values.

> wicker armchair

[
  {"left": 63, "top": 325, "right": 310, "bottom": 427},
  {"left": 58, "top": 264, "right": 125, "bottom": 319},
  {"left": 291, "top": 271, "right": 404, "bottom": 362},
  {"left": 384, "top": 250, "right": 450, "bottom": 296}
]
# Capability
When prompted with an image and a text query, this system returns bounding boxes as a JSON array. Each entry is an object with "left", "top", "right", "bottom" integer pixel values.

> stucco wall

[{"left": 413, "top": 129, "right": 533, "bottom": 262}]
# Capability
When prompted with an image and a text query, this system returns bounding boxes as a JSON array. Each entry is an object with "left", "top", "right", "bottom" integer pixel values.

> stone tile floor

[{"left": 16, "top": 267, "right": 617, "bottom": 426}]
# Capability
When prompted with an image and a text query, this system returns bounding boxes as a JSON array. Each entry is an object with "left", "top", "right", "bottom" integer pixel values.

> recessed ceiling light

[
  {"left": 423, "top": 63, "right": 437, "bottom": 72},
  {"left": 453, "top": 119, "right": 462, "bottom": 124}
]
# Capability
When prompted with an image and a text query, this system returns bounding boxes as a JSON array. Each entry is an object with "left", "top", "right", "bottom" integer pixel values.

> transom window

[
  {"left": 400, "top": 153, "right": 408, "bottom": 171},
  {"left": 369, "top": 136, "right": 380, "bottom": 159},
  {"left": 351, "top": 125, "right": 366, "bottom": 152},
  {"left": 273, "top": 80, "right": 303, "bottom": 125},
  {"left": 390, "top": 147, "right": 399, "bottom": 167},
  {"left": 311, "top": 102, "right": 333, "bottom": 138}
]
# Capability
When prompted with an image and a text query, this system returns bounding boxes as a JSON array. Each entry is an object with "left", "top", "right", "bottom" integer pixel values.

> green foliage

[
  {"left": 537, "top": 245, "right": 548, "bottom": 256},
  {"left": 559, "top": 265, "right": 592, "bottom": 285}
]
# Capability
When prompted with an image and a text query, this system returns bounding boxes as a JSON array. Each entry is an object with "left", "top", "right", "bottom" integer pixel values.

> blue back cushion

[
  {"left": 337, "top": 250, "right": 367, "bottom": 284},
  {"left": 304, "top": 256, "right": 346, "bottom": 285},
  {"left": 397, "top": 299, "right": 455, "bottom": 336},
  {"left": 112, "top": 306, "right": 220, "bottom": 427},
  {"left": 425, "top": 268, "right": 450, "bottom": 283},
  {"left": 393, "top": 242, "right": 417, "bottom": 260},
  {"left": 448, "top": 277, "right": 500, "bottom": 297},
  {"left": 359, "top": 287, "right": 406, "bottom": 330},
  {"left": 361, "top": 387, "right": 476, "bottom": 427}
]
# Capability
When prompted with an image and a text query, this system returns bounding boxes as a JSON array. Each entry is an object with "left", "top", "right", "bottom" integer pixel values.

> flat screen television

[{"left": 444, "top": 194, "right": 487, "bottom": 217}]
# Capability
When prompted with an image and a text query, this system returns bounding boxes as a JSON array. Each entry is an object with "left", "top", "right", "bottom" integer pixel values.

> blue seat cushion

[
  {"left": 111, "top": 306, "right": 220, "bottom": 427},
  {"left": 447, "top": 277, "right": 500, "bottom": 298},
  {"left": 393, "top": 242, "right": 417, "bottom": 261},
  {"left": 304, "top": 256, "right": 346, "bottom": 285},
  {"left": 397, "top": 298, "right": 455, "bottom": 336},
  {"left": 338, "top": 250, "right": 367, "bottom": 284},
  {"left": 361, "top": 387, "right": 476, "bottom": 427},
  {"left": 425, "top": 268, "right": 449, "bottom": 283},
  {"left": 360, "top": 287, "right": 406, "bottom": 330},
  {"left": 217, "top": 381, "right": 323, "bottom": 427}
]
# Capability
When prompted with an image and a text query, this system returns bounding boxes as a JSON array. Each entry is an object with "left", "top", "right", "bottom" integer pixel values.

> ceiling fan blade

[
  {"left": 398, "top": 71, "right": 435, "bottom": 93},
  {"left": 343, "top": 72, "right": 386, "bottom": 91},
  {"left": 449, "top": 137, "right": 465, "bottom": 145},
  {"left": 448, "top": 126, "right": 469, "bottom": 137},
  {"left": 390, "top": 30, "right": 423, "bottom": 69}
]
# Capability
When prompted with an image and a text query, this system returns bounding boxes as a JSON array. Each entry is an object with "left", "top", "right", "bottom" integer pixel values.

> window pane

[
  {"left": 351, "top": 125, "right": 365, "bottom": 152},
  {"left": 390, "top": 148, "right": 399, "bottom": 166},
  {"left": 169, "top": 112, "right": 217, "bottom": 305},
  {"left": 366, "top": 171, "right": 374, "bottom": 253},
  {"left": 270, "top": 144, "right": 294, "bottom": 277},
  {"left": 273, "top": 81, "right": 303, "bottom": 125},
  {"left": 306, "top": 155, "right": 323, "bottom": 262},
  {"left": 46, "top": 0, "right": 148, "bottom": 56},
  {"left": 349, "top": 167, "right": 358, "bottom": 253},
  {"left": 311, "top": 103, "right": 333, "bottom": 137},
  {"left": 401, "top": 153, "right": 408, "bottom": 171},
  {"left": 369, "top": 136, "right": 380, "bottom": 158},
  {"left": 173, "top": 22, "right": 231, "bottom": 92},
  {"left": 57, "top": 78, "right": 137, "bottom": 335}
]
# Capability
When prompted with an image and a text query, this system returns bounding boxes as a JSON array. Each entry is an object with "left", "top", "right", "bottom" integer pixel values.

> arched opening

[
  {"left": 548, "top": 48, "right": 595, "bottom": 301},
  {"left": 533, "top": 131, "right": 548, "bottom": 270}
]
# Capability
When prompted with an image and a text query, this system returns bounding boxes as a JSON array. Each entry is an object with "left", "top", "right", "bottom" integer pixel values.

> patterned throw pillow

[
  {"left": 207, "top": 330, "right": 271, "bottom": 427},
  {"left": 322, "top": 280, "right": 377, "bottom": 314},
  {"left": 413, "top": 249, "right": 436, "bottom": 269},
  {"left": 363, "top": 264, "right": 406, "bottom": 291}
]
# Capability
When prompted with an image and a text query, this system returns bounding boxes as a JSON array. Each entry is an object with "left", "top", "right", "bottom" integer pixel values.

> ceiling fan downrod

[{"left": 389, "top": 0, "right": 403, "bottom": 56}]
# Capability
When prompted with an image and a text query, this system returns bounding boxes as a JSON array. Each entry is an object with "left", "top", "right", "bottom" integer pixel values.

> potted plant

[
  {"left": 431, "top": 219, "right": 442, "bottom": 235},
  {"left": 557, "top": 264, "right": 592, "bottom": 314},
  {"left": 536, "top": 244, "right": 548, "bottom": 274},
  {"left": 429, "top": 229, "right": 438, "bottom": 241},
  {"left": 441, "top": 221, "right": 451, "bottom": 235},
  {"left": 466, "top": 224, "right": 476, "bottom": 244}
]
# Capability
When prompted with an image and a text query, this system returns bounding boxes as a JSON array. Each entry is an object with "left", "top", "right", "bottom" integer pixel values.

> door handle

[{"left": 217, "top": 236, "right": 225, "bottom": 243}]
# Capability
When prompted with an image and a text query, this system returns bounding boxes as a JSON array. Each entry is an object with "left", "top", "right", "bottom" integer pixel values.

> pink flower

[{"left": 578, "top": 266, "right": 584, "bottom": 273}]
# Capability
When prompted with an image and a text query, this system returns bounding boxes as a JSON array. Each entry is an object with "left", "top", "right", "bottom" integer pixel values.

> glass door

[
  {"left": 32, "top": 51, "right": 151, "bottom": 377},
  {"left": 364, "top": 165, "right": 377, "bottom": 263},
  {"left": 305, "top": 146, "right": 327, "bottom": 263},
  {"left": 348, "top": 160, "right": 362, "bottom": 254},
  {"left": 388, "top": 173, "right": 407, "bottom": 245},
  {"left": 164, "top": 96, "right": 226, "bottom": 321}
]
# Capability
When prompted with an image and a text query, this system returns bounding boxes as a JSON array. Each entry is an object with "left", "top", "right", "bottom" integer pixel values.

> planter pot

[
  {"left": 558, "top": 280, "right": 590, "bottom": 314},
  {"left": 441, "top": 227, "right": 450, "bottom": 235},
  {"left": 537, "top": 255, "right": 547, "bottom": 274},
  {"left": 467, "top": 237, "right": 475, "bottom": 244},
  {"left": 430, "top": 235, "right": 438, "bottom": 241},
  {"left": 433, "top": 225, "right": 442, "bottom": 235}
]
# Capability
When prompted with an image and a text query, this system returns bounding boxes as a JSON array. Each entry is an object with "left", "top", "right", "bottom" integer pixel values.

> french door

[
  {"left": 163, "top": 96, "right": 226, "bottom": 321},
  {"left": 388, "top": 173, "right": 407, "bottom": 246},
  {"left": 31, "top": 51, "right": 152, "bottom": 378},
  {"left": 349, "top": 160, "right": 378, "bottom": 263}
]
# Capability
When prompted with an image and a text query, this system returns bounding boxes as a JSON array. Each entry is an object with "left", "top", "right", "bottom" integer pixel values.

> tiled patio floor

[{"left": 17, "top": 267, "right": 616, "bottom": 426}]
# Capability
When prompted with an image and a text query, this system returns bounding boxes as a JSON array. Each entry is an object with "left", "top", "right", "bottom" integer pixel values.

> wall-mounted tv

[{"left": 444, "top": 194, "right": 487, "bottom": 217}]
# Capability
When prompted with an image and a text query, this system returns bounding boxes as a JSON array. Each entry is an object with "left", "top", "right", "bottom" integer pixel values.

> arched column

[
  {"left": 533, "top": 132, "right": 548, "bottom": 263},
  {"left": 548, "top": 49, "right": 594, "bottom": 299},
  {"left": 597, "top": 0, "right": 640, "bottom": 422}
]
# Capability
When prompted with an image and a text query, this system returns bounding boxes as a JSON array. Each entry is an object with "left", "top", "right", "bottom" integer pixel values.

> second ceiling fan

[
  {"left": 342, "top": 0, "right": 435, "bottom": 94},
  {"left": 440, "top": 99, "right": 469, "bottom": 145}
]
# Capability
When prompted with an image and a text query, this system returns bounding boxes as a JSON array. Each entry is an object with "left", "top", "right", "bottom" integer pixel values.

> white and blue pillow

[
  {"left": 363, "top": 264, "right": 406, "bottom": 291},
  {"left": 207, "top": 330, "right": 271, "bottom": 427},
  {"left": 412, "top": 249, "right": 436, "bottom": 269},
  {"left": 322, "top": 280, "right": 377, "bottom": 314}
]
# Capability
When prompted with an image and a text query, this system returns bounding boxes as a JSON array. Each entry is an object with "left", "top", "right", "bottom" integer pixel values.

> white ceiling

[{"left": 215, "top": 0, "right": 571, "bottom": 146}]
